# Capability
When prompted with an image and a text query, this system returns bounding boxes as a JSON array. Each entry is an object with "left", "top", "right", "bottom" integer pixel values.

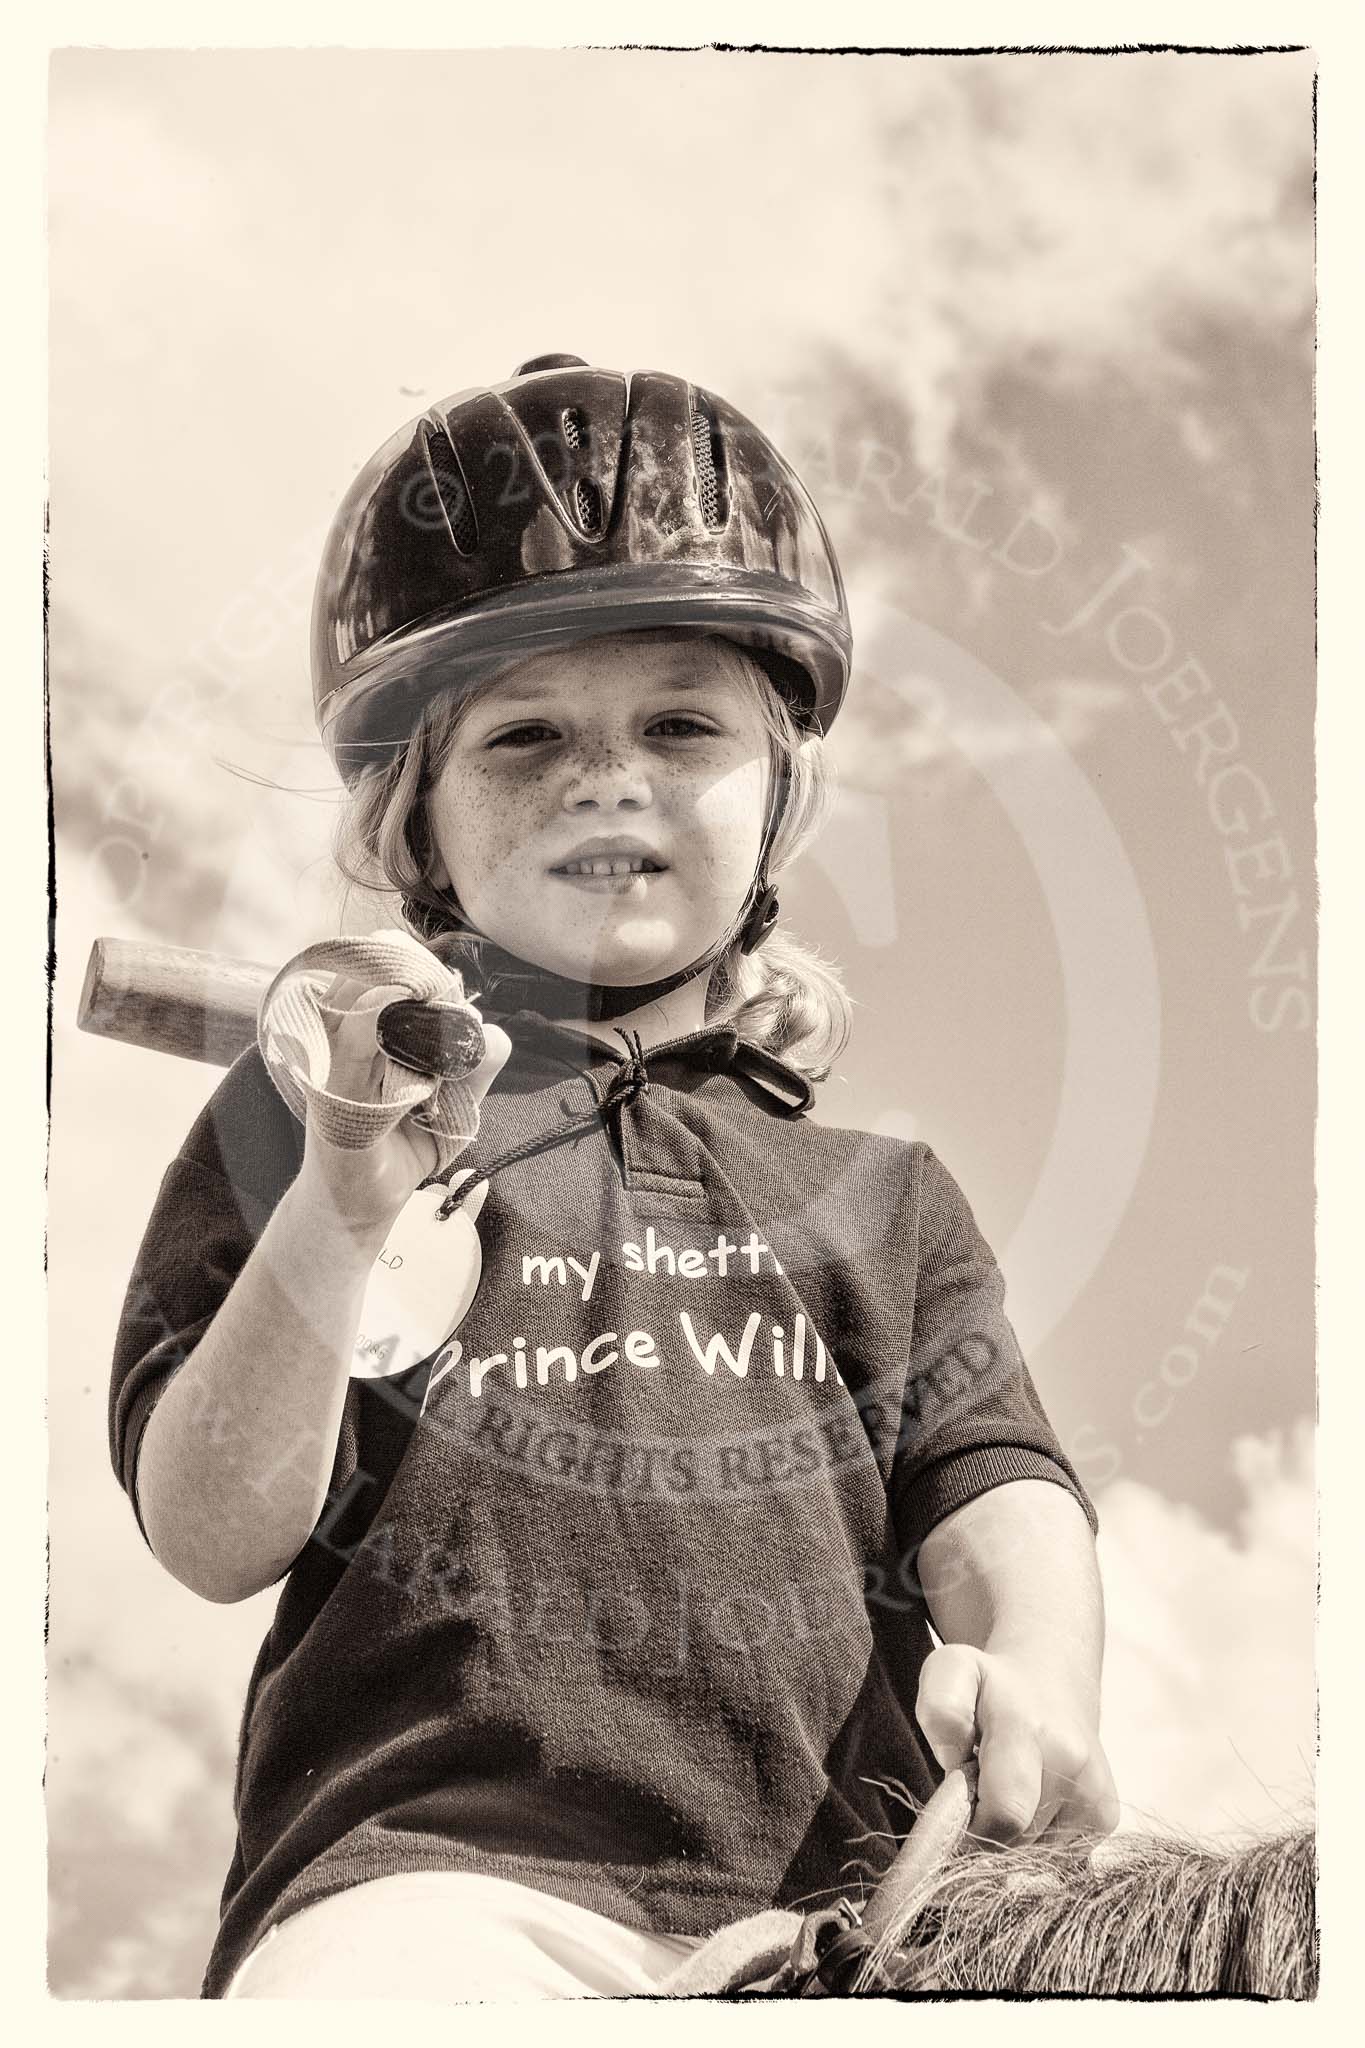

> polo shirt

[{"left": 108, "top": 1012, "right": 1096, "bottom": 1998}]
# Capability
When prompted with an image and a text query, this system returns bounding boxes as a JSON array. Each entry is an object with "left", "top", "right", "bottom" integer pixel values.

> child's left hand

[{"left": 916, "top": 1642, "right": 1120, "bottom": 1845}]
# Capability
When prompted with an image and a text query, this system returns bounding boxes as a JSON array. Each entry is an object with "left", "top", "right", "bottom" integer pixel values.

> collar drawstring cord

[
  {"left": 434, "top": 1026, "right": 651, "bottom": 1221},
  {"left": 606, "top": 1027, "right": 650, "bottom": 1108}
]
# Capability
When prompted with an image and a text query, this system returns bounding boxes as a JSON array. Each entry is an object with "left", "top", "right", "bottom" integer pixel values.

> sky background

[{"left": 46, "top": 47, "right": 1316, "bottom": 1999}]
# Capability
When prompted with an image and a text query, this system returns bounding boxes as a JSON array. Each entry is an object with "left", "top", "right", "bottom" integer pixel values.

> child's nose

[{"left": 560, "top": 743, "right": 653, "bottom": 813}]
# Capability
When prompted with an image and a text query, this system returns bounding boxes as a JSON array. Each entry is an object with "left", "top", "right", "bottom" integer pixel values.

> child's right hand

[{"left": 294, "top": 975, "right": 512, "bottom": 1238}]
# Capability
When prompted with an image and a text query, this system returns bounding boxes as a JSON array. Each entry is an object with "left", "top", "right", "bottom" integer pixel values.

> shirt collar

[{"left": 497, "top": 1011, "right": 815, "bottom": 1116}]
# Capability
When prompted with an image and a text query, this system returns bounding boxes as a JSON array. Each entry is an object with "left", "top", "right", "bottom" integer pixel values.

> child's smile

[
  {"left": 548, "top": 835, "right": 668, "bottom": 892},
  {"left": 425, "top": 634, "right": 773, "bottom": 1016}
]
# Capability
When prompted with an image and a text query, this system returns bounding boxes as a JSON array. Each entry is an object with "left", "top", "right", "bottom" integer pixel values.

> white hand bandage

[{"left": 257, "top": 929, "right": 487, "bottom": 1176}]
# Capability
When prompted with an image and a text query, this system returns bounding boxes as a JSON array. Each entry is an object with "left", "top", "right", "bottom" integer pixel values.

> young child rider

[{"left": 110, "top": 354, "right": 1118, "bottom": 2000}]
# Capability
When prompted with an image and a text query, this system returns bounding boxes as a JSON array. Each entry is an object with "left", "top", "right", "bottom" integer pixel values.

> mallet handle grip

[{"left": 77, "top": 937, "right": 276, "bottom": 1068}]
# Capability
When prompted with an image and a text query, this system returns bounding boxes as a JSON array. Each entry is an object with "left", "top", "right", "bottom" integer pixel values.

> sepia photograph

[{"left": 45, "top": 35, "right": 1319, "bottom": 2002}]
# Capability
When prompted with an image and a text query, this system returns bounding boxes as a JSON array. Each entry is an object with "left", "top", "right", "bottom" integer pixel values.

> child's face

[{"left": 427, "top": 634, "right": 772, "bottom": 989}]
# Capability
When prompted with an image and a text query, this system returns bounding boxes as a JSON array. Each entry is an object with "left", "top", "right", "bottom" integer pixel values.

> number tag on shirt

[{"left": 352, "top": 1175, "right": 487, "bottom": 1380}]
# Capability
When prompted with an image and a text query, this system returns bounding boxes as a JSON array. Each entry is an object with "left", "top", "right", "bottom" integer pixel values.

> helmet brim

[{"left": 319, "top": 561, "right": 850, "bottom": 783}]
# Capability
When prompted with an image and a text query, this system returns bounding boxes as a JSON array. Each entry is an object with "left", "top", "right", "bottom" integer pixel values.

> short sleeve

[
  {"left": 107, "top": 1047, "right": 307, "bottom": 1550},
  {"left": 889, "top": 1146, "right": 1098, "bottom": 1556}
]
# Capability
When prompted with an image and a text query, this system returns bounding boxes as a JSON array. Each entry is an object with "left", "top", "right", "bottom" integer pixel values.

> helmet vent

[
  {"left": 561, "top": 407, "right": 587, "bottom": 451},
  {"left": 421, "top": 427, "right": 478, "bottom": 556},
  {"left": 690, "top": 404, "right": 728, "bottom": 529},
  {"left": 573, "top": 477, "right": 603, "bottom": 535}
]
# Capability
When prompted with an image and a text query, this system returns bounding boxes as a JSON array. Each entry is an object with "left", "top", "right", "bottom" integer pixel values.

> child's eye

[
  {"left": 487, "top": 722, "right": 558, "bottom": 749},
  {"left": 648, "top": 715, "right": 718, "bottom": 739},
  {"left": 483, "top": 713, "right": 718, "bottom": 748}
]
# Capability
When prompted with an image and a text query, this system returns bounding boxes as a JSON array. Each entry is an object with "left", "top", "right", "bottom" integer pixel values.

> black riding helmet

[{"left": 312, "top": 355, "right": 853, "bottom": 1019}]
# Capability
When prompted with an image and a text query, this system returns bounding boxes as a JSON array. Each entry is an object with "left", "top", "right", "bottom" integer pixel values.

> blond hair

[{"left": 332, "top": 635, "right": 852, "bottom": 1081}]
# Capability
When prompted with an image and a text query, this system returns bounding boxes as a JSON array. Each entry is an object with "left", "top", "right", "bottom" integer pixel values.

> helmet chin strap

[
  {"left": 417, "top": 764, "right": 789, "bottom": 1025},
  {"left": 421, "top": 761, "right": 794, "bottom": 1024},
  {"left": 422, "top": 872, "right": 780, "bottom": 1025}
]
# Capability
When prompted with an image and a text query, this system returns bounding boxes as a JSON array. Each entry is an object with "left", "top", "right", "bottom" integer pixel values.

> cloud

[
  {"left": 861, "top": 55, "right": 1313, "bottom": 467},
  {"left": 45, "top": 1480, "right": 277, "bottom": 2000},
  {"left": 1096, "top": 1419, "right": 1315, "bottom": 1841}
]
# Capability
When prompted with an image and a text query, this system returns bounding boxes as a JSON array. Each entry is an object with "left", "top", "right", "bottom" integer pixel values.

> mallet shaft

[{"left": 78, "top": 938, "right": 275, "bottom": 1067}]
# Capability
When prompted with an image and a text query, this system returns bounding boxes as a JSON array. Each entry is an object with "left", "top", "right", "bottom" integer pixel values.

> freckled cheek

[
  {"left": 448, "top": 781, "right": 555, "bottom": 911},
  {"left": 687, "top": 764, "right": 769, "bottom": 890}
]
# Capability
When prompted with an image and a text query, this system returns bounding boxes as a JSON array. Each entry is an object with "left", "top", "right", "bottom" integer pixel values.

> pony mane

[{"left": 871, "top": 1823, "right": 1317, "bottom": 1997}]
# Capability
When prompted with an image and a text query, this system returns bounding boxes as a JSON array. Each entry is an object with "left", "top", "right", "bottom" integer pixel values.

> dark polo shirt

[{"left": 109, "top": 1015, "right": 1096, "bottom": 1998}]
